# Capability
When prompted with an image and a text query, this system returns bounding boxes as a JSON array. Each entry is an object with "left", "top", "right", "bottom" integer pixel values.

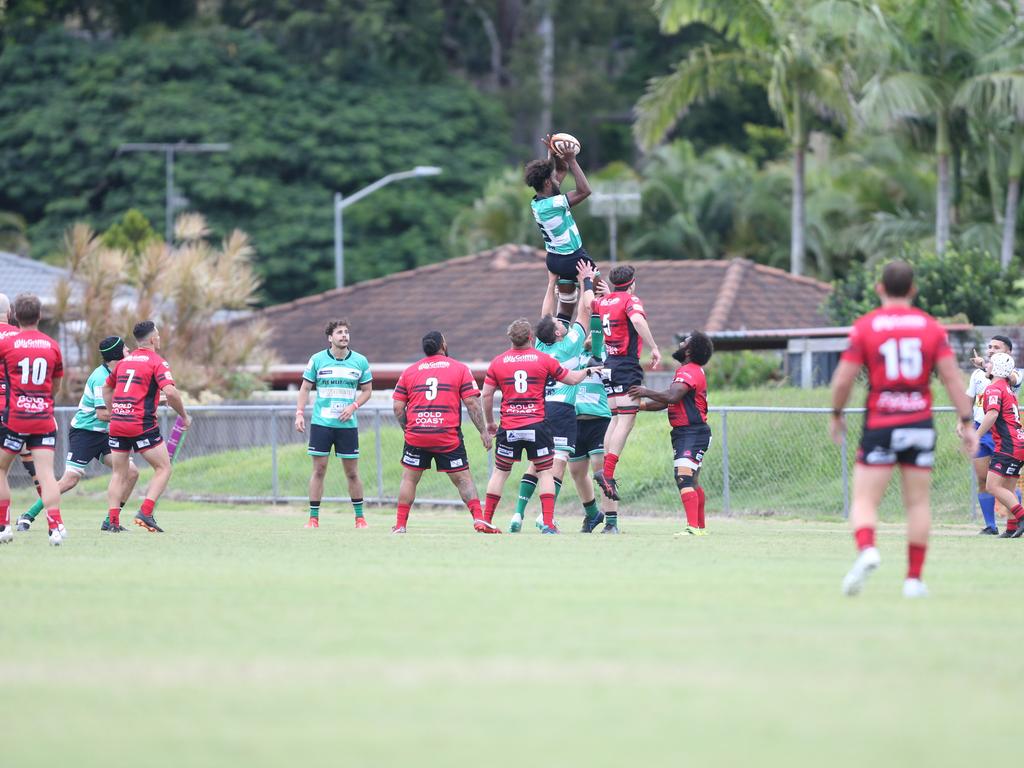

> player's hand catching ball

[{"left": 294, "top": 410, "right": 305, "bottom": 433}]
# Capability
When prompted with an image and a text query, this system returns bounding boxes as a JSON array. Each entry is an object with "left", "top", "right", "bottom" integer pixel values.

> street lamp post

[
  {"left": 117, "top": 142, "right": 231, "bottom": 243},
  {"left": 333, "top": 166, "right": 442, "bottom": 289}
]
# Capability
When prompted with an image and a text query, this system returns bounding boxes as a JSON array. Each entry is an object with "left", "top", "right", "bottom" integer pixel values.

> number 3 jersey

[
  {"left": 393, "top": 355, "right": 479, "bottom": 450},
  {"left": 841, "top": 306, "right": 952, "bottom": 429},
  {"left": 0, "top": 328, "right": 64, "bottom": 433},
  {"left": 485, "top": 348, "right": 567, "bottom": 429},
  {"left": 105, "top": 348, "right": 175, "bottom": 436}
]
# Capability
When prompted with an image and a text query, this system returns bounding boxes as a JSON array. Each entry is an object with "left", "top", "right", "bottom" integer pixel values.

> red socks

[
  {"left": 603, "top": 453, "right": 619, "bottom": 480},
  {"left": 0, "top": 500, "right": 9, "bottom": 527},
  {"left": 854, "top": 526, "right": 875, "bottom": 551},
  {"left": 484, "top": 494, "right": 500, "bottom": 523},
  {"left": 695, "top": 487, "right": 706, "bottom": 529},
  {"left": 907, "top": 543, "right": 927, "bottom": 580},
  {"left": 681, "top": 491, "right": 699, "bottom": 527},
  {"left": 1008, "top": 516, "right": 1019, "bottom": 533},
  {"left": 540, "top": 493, "right": 555, "bottom": 527},
  {"left": 467, "top": 498, "right": 483, "bottom": 521},
  {"left": 396, "top": 503, "right": 410, "bottom": 528},
  {"left": 1011, "top": 504, "right": 1024, "bottom": 523},
  {"left": 109, "top": 507, "right": 121, "bottom": 526},
  {"left": 45, "top": 508, "right": 62, "bottom": 531},
  {"left": 141, "top": 498, "right": 156, "bottom": 517}
]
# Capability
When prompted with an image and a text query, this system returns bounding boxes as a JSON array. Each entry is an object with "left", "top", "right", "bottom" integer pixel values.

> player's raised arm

[
  {"left": 575, "top": 260, "right": 596, "bottom": 328},
  {"left": 936, "top": 354, "right": 979, "bottom": 456},
  {"left": 563, "top": 154, "right": 591, "bottom": 207},
  {"left": 540, "top": 270, "right": 558, "bottom": 317}
]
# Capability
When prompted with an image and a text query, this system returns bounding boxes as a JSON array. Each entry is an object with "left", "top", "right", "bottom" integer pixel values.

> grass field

[{"left": 3, "top": 494, "right": 1021, "bottom": 768}]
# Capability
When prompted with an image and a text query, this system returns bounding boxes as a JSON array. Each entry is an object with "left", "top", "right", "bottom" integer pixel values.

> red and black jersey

[
  {"left": 393, "top": 355, "right": 479, "bottom": 451},
  {"left": 594, "top": 292, "right": 646, "bottom": 358},
  {"left": 485, "top": 347, "right": 567, "bottom": 429},
  {"left": 668, "top": 363, "right": 708, "bottom": 427},
  {"left": 0, "top": 322, "right": 20, "bottom": 415},
  {"left": 983, "top": 379, "right": 1024, "bottom": 458},
  {"left": 841, "top": 306, "right": 953, "bottom": 429},
  {"left": 105, "top": 349, "right": 175, "bottom": 437},
  {"left": 0, "top": 329, "right": 64, "bottom": 433}
]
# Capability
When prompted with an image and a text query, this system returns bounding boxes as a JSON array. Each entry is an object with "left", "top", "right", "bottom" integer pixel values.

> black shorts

[
  {"left": 602, "top": 355, "right": 644, "bottom": 396},
  {"left": 495, "top": 420, "right": 555, "bottom": 470},
  {"left": 857, "top": 419, "right": 935, "bottom": 468},
  {"left": 671, "top": 424, "right": 712, "bottom": 470},
  {"left": 401, "top": 439, "right": 470, "bottom": 473},
  {"left": 66, "top": 427, "right": 111, "bottom": 471},
  {"left": 307, "top": 424, "right": 359, "bottom": 459},
  {"left": 570, "top": 416, "right": 609, "bottom": 462},
  {"left": 989, "top": 452, "right": 1024, "bottom": 478},
  {"left": 109, "top": 427, "right": 164, "bottom": 454},
  {"left": 2, "top": 428, "right": 57, "bottom": 454},
  {"left": 546, "top": 247, "right": 596, "bottom": 281},
  {"left": 545, "top": 401, "right": 577, "bottom": 456}
]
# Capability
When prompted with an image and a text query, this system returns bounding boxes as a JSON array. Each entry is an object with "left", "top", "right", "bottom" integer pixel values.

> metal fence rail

[{"left": 18, "top": 404, "right": 975, "bottom": 520}]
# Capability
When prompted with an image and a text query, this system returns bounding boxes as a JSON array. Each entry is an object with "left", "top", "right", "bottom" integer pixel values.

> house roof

[
  {"left": 0, "top": 251, "right": 72, "bottom": 303},
  {"left": 251, "top": 245, "right": 834, "bottom": 372}
]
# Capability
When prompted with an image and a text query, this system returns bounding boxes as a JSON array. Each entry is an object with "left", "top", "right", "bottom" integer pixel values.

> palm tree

[
  {"left": 954, "top": 10, "right": 1024, "bottom": 270},
  {"left": 857, "top": 0, "right": 998, "bottom": 256},
  {"left": 633, "top": 0, "right": 861, "bottom": 276}
]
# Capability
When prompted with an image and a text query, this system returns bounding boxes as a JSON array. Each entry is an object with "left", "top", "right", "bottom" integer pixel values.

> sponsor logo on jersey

[
  {"left": 877, "top": 391, "right": 927, "bottom": 412},
  {"left": 13, "top": 338, "right": 52, "bottom": 349},
  {"left": 502, "top": 354, "right": 539, "bottom": 364},
  {"left": 417, "top": 360, "right": 452, "bottom": 370},
  {"left": 870, "top": 314, "right": 927, "bottom": 331}
]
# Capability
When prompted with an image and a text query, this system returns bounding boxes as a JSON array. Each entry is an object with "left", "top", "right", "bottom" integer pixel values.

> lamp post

[
  {"left": 117, "top": 142, "right": 231, "bottom": 243},
  {"left": 333, "top": 166, "right": 442, "bottom": 289}
]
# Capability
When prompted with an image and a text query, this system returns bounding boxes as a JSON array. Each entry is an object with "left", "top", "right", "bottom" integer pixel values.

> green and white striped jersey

[
  {"left": 536, "top": 322, "right": 587, "bottom": 406},
  {"left": 303, "top": 348, "right": 372, "bottom": 429},
  {"left": 70, "top": 364, "right": 112, "bottom": 432},
  {"left": 575, "top": 370, "right": 612, "bottom": 418},
  {"left": 531, "top": 194, "right": 583, "bottom": 255}
]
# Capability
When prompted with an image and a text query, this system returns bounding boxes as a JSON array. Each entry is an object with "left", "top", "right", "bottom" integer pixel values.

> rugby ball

[{"left": 551, "top": 132, "right": 581, "bottom": 157}]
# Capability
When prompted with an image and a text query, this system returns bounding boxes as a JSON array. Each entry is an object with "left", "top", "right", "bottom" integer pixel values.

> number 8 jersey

[
  {"left": 0, "top": 328, "right": 64, "bottom": 434},
  {"left": 485, "top": 347, "right": 567, "bottom": 429},
  {"left": 841, "top": 306, "right": 953, "bottom": 429},
  {"left": 105, "top": 348, "right": 175, "bottom": 436}
]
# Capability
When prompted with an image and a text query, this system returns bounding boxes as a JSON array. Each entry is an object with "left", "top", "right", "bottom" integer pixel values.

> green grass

[
  {"left": 3, "top": 496, "right": 1021, "bottom": 767},
  {"left": 73, "top": 385, "right": 977, "bottom": 521}
]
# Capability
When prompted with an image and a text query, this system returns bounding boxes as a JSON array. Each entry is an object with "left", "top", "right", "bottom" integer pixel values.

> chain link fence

[{"left": 17, "top": 404, "right": 977, "bottom": 521}]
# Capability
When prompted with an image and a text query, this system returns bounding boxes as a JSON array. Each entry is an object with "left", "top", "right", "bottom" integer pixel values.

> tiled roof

[
  {"left": 0, "top": 251, "right": 72, "bottom": 303},
  {"left": 251, "top": 246, "right": 834, "bottom": 366}
]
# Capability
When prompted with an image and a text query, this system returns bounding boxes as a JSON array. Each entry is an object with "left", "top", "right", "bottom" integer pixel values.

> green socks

[
  {"left": 24, "top": 498, "right": 44, "bottom": 521},
  {"left": 589, "top": 313, "right": 604, "bottom": 359},
  {"left": 309, "top": 501, "right": 320, "bottom": 519},
  {"left": 583, "top": 499, "right": 600, "bottom": 522},
  {"left": 353, "top": 499, "right": 364, "bottom": 519},
  {"left": 554, "top": 477, "right": 562, "bottom": 500},
  {"left": 605, "top": 512, "right": 617, "bottom": 527},
  {"left": 516, "top": 474, "right": 538, "bottom": 516}
]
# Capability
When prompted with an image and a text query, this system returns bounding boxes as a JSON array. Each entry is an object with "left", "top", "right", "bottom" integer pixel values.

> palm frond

[
  {"left": 955, "top": 71, "right": 1024, "bottom": 122},
  {"left": 859, "top": 71, "right": 941, "bottom": 129},
  {"left": 654, "top": 0, "right": 776, "bottom": 46}
]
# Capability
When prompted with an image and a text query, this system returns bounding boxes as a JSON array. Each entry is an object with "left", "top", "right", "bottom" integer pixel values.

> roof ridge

[
  {"left": 0, "top": 251, "right": 70, "bottom": 276},
  {"left": 704, "top": 258, "right": 748, "bottom": 333},
  {"left": 749, "top": 261, "right": 831, "bottom": 290}
]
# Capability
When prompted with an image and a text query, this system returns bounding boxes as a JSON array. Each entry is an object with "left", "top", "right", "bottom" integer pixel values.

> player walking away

[
  {"left": 525, "top": 137, "right": 602, "bottom": 346},
  {"left": 592, "top": 265, "right": 661, "bottom": 501},
  {"left": 830, "top": 261, "right": 976, "bottom": 599},
  {"left": 0, "top": 294, "right": 65, "bottom": 546},
  {"left": 103, "top": 321, "right": 191, "bottom": 533},
  {"left": 17, "top": 336, "right": 140, "bottom": 532},
  {"left": 295, "top": 319, "right": 372, "bottom": 529},
  {"left": 392, "top": 331, "right": 497, "bottom": 534},
  {"left": 481, "top": 319, "right": 594, "bottom": 534},
  {"left": 973, "top": 353, "right": 1024, "bottom": 538},
  {"left": 0, "top": 293, "right": 42, "bottom": 502},
  {"left": 960, "top": 335, "right": 1022, "bottom": 534},
  {"left": 631, "top": 332, "right": 715, "bottom": 536},
  {"left": 511, "top": 262, "right": 595, "bottom": 533}
]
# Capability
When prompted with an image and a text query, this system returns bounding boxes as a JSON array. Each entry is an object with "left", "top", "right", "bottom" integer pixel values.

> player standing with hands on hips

[{"left": 830, "top": 261, "right": 976, "bottom": 598}]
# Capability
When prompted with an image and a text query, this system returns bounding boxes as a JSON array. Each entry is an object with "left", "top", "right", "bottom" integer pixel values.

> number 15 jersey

[
  {"left": 841, "top": 306, "right": 952, "bottom": 429},
  {"left": 105, "top": 349, "right": 176, "bottom": 437}
]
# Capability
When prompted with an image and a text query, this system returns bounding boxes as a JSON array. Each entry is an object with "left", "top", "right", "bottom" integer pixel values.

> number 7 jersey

[
  {"left": 0, "top": 328, "right": 64, "bottom": 434},
  {"left": 841, "top": 305, "right": 953, "bottom": 429},
  {"left": 105, "top": 349, "right": 176, "bottom": 436}
]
